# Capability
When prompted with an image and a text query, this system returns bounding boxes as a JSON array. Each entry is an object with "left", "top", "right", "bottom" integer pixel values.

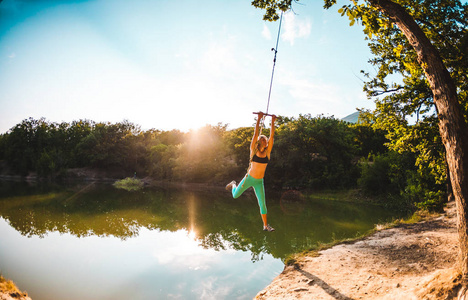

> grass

[
  {"left": 306, "top": 189, "right": 381, "bottom": 204},
  {"left": 306, "top": 189, "right": 415, "bottom": 212},
  {"left": 113, "top": 177, "right": 144, "bottom": 191},
  {"left": 283, "top": 231, "right": 372, "bottom": 266},
  {"left": 283, "top": 208, "right": 442, "bottom": 266},
  {"left": 374, "top": 209, "right": 441, "bottom": 230}
]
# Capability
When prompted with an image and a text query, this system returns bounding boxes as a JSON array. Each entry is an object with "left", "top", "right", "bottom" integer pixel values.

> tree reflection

[{"left": 0, "top": 182, "right": 402, "bottom": 262}]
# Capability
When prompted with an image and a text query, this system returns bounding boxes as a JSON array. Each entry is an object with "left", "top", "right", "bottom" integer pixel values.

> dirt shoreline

[{"left": 256, "top": 200, "right": 461, "bottom": 300}]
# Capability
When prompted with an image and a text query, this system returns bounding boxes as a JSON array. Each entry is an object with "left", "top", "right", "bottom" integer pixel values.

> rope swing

[
  {"left": 265, "top": 11, "right": 283, "bottom": 116},
  {"left": 254, "top": 11, "right": 284, "bottom": 127}
]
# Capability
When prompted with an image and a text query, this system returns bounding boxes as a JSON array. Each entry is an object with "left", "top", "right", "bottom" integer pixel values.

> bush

[
  {"left": 358, "top": 152, "right": 412, "bottom": 196},
  {"left": 113, "top": 177, "right": 144, "bottom": 191}
]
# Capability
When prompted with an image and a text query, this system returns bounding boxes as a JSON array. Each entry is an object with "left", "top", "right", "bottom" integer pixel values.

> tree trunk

[
  {"left": 448, "top": 164, "right": 455, "bottom": 203},
  {"left": 368, "top": 0, "right": 468, "bottom": 290}
]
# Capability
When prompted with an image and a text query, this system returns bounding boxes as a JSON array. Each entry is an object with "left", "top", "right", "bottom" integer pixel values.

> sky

[{"left": 0, "top": 0, "right": 375, "bottom": 133}]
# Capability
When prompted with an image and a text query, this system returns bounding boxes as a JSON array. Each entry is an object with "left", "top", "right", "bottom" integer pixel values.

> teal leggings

[{"left": 232, "top": 174, "right": 267, "bottom": 214}]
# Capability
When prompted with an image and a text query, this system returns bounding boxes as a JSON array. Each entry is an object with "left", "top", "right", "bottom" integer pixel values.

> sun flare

[{"left": 187, "top": 229, "right": 197, "bottom": 241}]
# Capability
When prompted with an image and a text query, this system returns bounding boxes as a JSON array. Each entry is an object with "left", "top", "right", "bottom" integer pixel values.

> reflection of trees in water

[
  {"left": 0, "top": 183, "right": 167, "bottom": 239},
  {"left": 0, "top": 182, "right": 400, "bottom": 262},
  {"left": 0, "top": 183, "right": 283, "bottom": 261},
  {"left": 198, "top": 230, "right": 269, "bottom": 262}
]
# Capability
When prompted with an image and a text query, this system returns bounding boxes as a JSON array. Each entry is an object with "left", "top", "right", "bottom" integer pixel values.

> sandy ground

[{"left": 256, "top": 200, "right": 461, "bottom": 300}]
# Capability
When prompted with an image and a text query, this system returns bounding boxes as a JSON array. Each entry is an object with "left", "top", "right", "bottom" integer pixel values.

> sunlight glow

[
  {"left": 187, "top": 229, "right": 197, "bottom": 241},
  {"left": 187, "top": 193, "right": 198, "bottom": 242},
  {"left": 153, "top": 230, "right": 217, "bottom": 270}
]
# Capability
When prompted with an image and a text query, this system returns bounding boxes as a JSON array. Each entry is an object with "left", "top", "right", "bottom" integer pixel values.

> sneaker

[
  {"left": 225, "top": 180, "right": 236, "bottom": 191},
  {"left": 263, "top": 224, "right": 275, "bottom": 232}
]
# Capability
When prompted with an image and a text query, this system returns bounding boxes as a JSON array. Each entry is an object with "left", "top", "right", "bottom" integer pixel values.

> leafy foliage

[
  {"left": 269, "top": 114, "right": 360, "bottom": 189},
  {"left": 349, "top": 0, "right": 467, "bottom": 211},
  {"left": 0, "top": 114, "right": 448, "bottom": 211},
  {"left": 113, "top": 177, "right": 144, "bottom": 191},
  {"left": 251, "top": 0, "right": 292, "bottom": 21}
]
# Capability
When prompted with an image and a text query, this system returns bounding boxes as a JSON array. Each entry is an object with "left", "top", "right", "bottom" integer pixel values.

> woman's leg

[
  {"left": 251, "top": 178, "right": 267, "bottom": 215},
  {"left": 251, "top": 179, "right": 274, "bottom": 231},
  {"left": 261, "top": 214, "right": 268, "bottom": 227},
  {"left": 232, "top": 175, "right": 252, "bottom": 199}
]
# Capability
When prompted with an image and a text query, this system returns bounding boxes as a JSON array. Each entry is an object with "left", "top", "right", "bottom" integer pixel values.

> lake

[{"left": 0, "top": 180, "right": 402, "bottom": 299}]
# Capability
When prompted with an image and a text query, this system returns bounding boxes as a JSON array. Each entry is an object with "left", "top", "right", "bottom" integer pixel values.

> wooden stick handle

[{"left": 252, "top": 112, "right": 275, "bottom": 117}]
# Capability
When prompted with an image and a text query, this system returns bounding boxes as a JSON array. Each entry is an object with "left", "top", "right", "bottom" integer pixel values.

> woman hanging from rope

[{"left": 226, "top": 112, "right": 276, "bottom": 232}]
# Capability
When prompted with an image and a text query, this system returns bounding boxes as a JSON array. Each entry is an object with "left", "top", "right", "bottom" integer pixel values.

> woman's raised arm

[
  {"left": 266, "top": 115, "right": 276, "bottom": 155},
  {"left": 250, "top": 112, "right": 264, "bottom": 153}
]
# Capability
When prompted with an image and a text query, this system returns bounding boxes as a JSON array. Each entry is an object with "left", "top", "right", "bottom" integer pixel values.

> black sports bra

[{"left": 252, "top": 154, "right": 269, "bottom": 164}]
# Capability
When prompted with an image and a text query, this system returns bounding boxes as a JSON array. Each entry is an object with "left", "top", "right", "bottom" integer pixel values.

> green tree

[
  {"left": 147, "top": 129, "right": 185, "bottom": 180},
  {"left": 149, "top": 142, "right": 173, "bottom": 179},
  {"left": 2, "top": 118, "right": 52, "bottom": 175},
  {"left": 358, "top": 151, "right": 416, "bottom": 206},
  {"left": 74, "top": 121, "right": 144, "bottom": 175},
  {"left": 270, "top": 115, "right": 358, "bottom": 189},
  {"left": 224, "top": 126, "right": 255, "bottom": 177},
  {"left": 173, "top": 124, "right": 236, "bottom": 183},
  {"left": 354, "top": 0, "right": 467, "bottom": 211},
  {"left": 349, "top": 122, "right": 388, "bottom": 157},
  {"left": 67, "top": 119, "right": 94, "bottom": 167}
]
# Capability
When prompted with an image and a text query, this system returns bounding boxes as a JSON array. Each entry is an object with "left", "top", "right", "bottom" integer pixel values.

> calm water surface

[{"left": 0, "top": 181, "right": 403, "bottom": 299}]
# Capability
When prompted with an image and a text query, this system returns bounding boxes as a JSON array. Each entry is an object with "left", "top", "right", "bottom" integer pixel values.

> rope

[{"left": 265, "top": 11, "right": 284, "bottom": 116}]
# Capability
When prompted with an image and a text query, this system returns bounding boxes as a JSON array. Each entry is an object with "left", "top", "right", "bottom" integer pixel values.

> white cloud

[
  {"left": 281, "top": 12, "right": 311, "bottom": 45},
  {"left": 193, "top": 276, "right": 234, "bottom": 300},
  {"left": 153, "top": 230, "right": 222, "bottom": 270},
  {"left": 201, "top": 40, "right": 238, "bottom": 76},
  {"left": 274, "top": 69, "right": 368, "bottom": 118},
  {"left": 287, "top": 77, "right": 341, "bottom": 104},
  {"left": 262, "top": 24, "right": 271, "bottom": 40}
]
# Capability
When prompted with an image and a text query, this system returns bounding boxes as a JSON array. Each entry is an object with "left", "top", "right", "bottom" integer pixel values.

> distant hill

[{"left": 341, "top": 111, "right": 360, "bottom": 124}]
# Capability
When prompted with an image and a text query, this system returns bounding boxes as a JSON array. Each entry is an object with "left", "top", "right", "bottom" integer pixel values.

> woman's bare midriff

[{"left": 248, "top": 162, "right": 268, "bottom": 179}]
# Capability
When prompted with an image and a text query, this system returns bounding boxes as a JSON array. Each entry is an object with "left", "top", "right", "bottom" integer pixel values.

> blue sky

[{"left": 0, "top": 0, "right": 374, "bottom": 133}]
